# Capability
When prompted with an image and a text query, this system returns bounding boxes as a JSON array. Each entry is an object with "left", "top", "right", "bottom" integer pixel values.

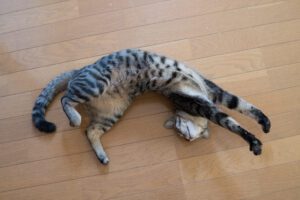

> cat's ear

[{"left": 164, "top": 116, "right": 175, "bottom": 129}]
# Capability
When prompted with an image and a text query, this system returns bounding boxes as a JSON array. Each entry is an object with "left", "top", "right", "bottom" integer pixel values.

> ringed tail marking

[{"left": 32, "top": 70, "right": 77, "bottom": 133}]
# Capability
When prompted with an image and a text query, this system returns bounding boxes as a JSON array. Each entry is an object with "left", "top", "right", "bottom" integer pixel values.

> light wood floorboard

[{"left": 0, "top": 0, "right": 299, "bottom": 199}]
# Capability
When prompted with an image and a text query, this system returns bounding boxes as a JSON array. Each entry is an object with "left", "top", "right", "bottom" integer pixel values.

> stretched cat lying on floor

[{"left": 32, "top": 49, "right": 271, "bottom": 164}]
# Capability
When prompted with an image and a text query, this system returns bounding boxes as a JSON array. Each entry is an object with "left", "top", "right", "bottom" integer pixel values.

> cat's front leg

[{"left": 86, "top": 123, "right": 110, "bottom": 165}]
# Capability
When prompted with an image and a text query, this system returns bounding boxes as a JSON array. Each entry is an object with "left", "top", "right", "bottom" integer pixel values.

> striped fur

[
  {"left": 32, "top": 49, "right": 271, "bottom": 164},
  {"left": 32, "top": 70, "right": 77, "bottom": 132}
]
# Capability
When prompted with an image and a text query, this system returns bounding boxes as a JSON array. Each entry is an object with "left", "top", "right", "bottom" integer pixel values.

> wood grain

[
  {"left": 0, "top": 67, "right": 299, "bottom": 166},
  {"left": 0, "top": 0, "right": 64, "bottom": 15},
  {"left": 0, "top": 0, "right": 299, "bottom": 199},
  {"left": 184, "top": 161, "right": 300, "bottom": 200},
  {"left": 0, "top": 61, "right": 299, "bottom": 122},
  {"left": 243, "top": 187, "right": 300, "bottom": 200},
  {"left": 179, "top": 135, "right": 300, "bottom": 183},
  {"left": 1, "top": 24, "right": 300, "bottom": 97},
  {"left": 0, "top": 0, "right": 286, "bottom": 53},
  {"left": 0, "top": 161, "right": 184, "bottom": 200},
  {"left": 0, "top": 87, "right": 299, "bottom": 191},
  {"left": 1, "top": 1, "right": 300, "bottom": 74},
  {"left": 0, "top": 0, "right": 79, "bottom": 34}
]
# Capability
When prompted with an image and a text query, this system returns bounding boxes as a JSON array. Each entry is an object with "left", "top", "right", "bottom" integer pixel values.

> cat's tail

[{"left": 32, "top": 70, "right": 78, "bottom": 133}]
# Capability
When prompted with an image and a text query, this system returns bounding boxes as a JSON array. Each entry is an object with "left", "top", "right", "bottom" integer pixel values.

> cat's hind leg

[
  {"left": 169, "top": 91, "right": 263, "bottom": 155},
  {"left": 204, "top": 79, "right": 271, "bottom": 133},
  {"left": 61, "top": 75, "right": 104, "bottom": 127}
]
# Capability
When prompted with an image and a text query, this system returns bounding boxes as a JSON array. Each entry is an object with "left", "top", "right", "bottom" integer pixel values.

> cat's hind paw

[{"left": 249, "top": 138, "right": 262, "bottom": 155}]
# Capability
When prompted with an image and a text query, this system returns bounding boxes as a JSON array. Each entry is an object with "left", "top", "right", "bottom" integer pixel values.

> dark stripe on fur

[
  {"left": 143, "top": 51, "right": 148, "bottom": 61},
  {"left": 174, "top": 60, "right": 178, "bottom": 67},
  {"left": 159, "top": 69, "right": 164, "bottom": 77},
  {"left": 227, "top": 95, "right": 238, "bottom": 109},
  {"left": 148, "top": 54, "right": 154, "bottom": 63},
  {"left": 160, "top": 56, "right": 166, "bottom": 64},
  {"left": 32, "top": 70, "right": 76, "bottom": 133},
  {"left": 126, "top": 56, "right": 130, "bottom": 68},
  {"left": 132, "top": 53, "right": 138, "bottom": 62},
  {"left": 215, "top": 112, "right": 228, "bottom": 125}
]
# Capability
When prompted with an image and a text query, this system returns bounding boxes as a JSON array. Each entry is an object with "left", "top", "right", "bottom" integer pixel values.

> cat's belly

[{"left": 86, "top": 87, "right": 131, "bottom": 117}]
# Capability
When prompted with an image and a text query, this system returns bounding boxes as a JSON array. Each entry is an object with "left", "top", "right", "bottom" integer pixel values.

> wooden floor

[{"left": 0, "top": 0, "right": 299, "bottom": 199}]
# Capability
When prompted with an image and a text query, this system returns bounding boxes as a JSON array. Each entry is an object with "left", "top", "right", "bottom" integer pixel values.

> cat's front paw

[
  {"left": 69, "top": 115, "right": 81, "bottom": 127},
  {"left": 98, "top": 154, "right": 109, "bottom": 165},
  {"left": 164, "top": 117, "right": 175, "bottom": 129},
  {"left": 249, "top": 138, "right": 262, "bottom": 155},
  {"left": 68, "top": 110, "right": 82, "bottom": 127}
]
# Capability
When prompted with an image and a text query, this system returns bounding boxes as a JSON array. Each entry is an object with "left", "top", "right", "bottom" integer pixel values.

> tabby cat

[{"left": 32, "top": 49, "right": 271, "bottom": 164}]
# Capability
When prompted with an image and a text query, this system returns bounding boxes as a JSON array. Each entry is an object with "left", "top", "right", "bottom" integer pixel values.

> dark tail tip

[{"left": 35, "top": 120, "right": 56, "bottom": 133}]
